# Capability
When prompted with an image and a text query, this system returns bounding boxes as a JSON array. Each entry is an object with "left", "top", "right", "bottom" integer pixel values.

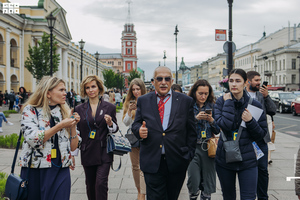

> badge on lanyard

[
  {"left": 51, "top": 149, "right": 57, "bottom": 159},
  {"left": 89, "top": 130, "right": 96, "bottom": 139},
  {"left": 201, "top": 131, "right": 206, "bottom": 139},
  {"left": 233, "top": 131, "right": 238, "bottom": 141}
]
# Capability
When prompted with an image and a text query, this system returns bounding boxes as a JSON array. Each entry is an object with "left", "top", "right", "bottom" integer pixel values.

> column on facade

[
  {"left": 19, "top": 34, "right": 23, "bottom": 86},
  {"left": 74, "top": 58, "right": 78, "bottom": 93},
  {"left": 5, "top": 28, "right": 11, "bottom": 92},
  {"left": 62, "top": 49, "right": 68, "bottom": 82},
  {"left": 56, "top": 47, "right": 62, "bottom": 79}
]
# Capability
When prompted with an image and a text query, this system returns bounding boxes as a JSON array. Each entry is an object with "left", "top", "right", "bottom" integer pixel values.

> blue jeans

[
  {"left": 257, "top": 142, "right": 269, "bottom": 200},
  {"left": 216, "top": 164, "right": 258, "bottom": 200},
  {"left": 0, "top": 112, "right": 7, "bottom": 127},
  {"left": 115, "top": 102, "right": 120, "bottom": 107}
]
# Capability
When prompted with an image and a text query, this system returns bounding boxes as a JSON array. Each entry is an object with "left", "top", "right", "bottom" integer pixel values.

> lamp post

[
  {"left": 227, "top": 0, "right": 233, "bottom": 73},
  {"left": 297, "top": 54, "right": 300, "bottom": 90},
  {"left": 79, "top": 39, "right": 85, "bottom": 81},
  {"left": 46, "top": 12, "right": 56, "bottom": 76},
  {"left": 163, "top": 50, "right": 167, "bottom": 66},
  {"left": 95, "top": 51, "right": 100, "bottom": 76},
  {"left": 174, "top": 25, "right": 179, "bottom": 84}
]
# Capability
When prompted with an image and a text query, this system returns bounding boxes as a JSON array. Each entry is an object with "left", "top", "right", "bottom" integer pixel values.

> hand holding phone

[
  {"left": 205, "top": 109, "right": 212, "bottom": 114},
  {"left": 262, "top": 81, "right": 268, "bottom": 87}
]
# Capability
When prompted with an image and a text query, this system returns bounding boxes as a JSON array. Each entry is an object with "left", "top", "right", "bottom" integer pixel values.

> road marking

[
  {"left": 286, "top": 177, "right": 300, "bottom": 181},
  {"left": 274, "top": 115, "right": 300, "bottom": 122},
  {"left": 276, "top": 124, "right": 297, "bottom": 131}
]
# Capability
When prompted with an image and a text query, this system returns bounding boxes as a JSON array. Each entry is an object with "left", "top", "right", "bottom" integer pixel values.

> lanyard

[{"left": 158, "top": 95, "right": 171, "bottom": 111}]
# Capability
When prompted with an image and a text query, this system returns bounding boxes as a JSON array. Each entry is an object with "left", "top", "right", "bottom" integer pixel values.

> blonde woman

[
  {"left": 76, "top": 75, "right": 118, "bottom": 200},
  {"left": 123, "top": 78, "right": 147, "bottom": 200},
  {"left": 19, "top": 76, "right": 81, "bottom": 200}
]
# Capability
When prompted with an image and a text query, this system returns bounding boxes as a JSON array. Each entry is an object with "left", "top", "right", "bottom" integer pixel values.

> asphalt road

[{"left": 274, "top": 112, "right": 300, "bottom": 138}]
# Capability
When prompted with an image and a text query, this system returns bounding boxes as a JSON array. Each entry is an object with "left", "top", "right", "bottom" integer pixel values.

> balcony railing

[{"left": 264, "top": 70, "right": 272, "bottom": 76}]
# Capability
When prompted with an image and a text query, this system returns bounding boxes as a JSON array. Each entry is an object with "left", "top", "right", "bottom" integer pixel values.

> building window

[
  {"left": 292, "top": 74, "right": 296, "bottom": 84},
  {"left": 292, "top": 59, "right": 296, "bottom": 69},
  {"left": 112, "top": 61, "right": 114, "bottom": 65},
  {"left": 118, "top": 62, "right": 121, "bottom": 65},
  {"left": 279, "top": 75, "right": 281, "bottom": 84},
  {"left": 67, "top": 61, "right": 70, "bottom": 78},
  {"left": 283, "top": 59, "right": 285, "bottom": 70},
  {"left": 127, "top": 49, "right": 131, "bottom": 54},
  {"left": 71, "top": 62, "right": 74, "bottom": 78},
  {"left": 279, "top": 61, "right": 281, "bottom": 70},
  {"left": 127, "top": 63, "right": 131, "bottom": 70},
  {"left": 10, "top": 39, "right": 18, "bottom": 68},
  {"left": 223, "top": 61, "right": 225, "bottom": 65},
  {"left": 0, "top": 35, "right": 4, "bottom": 64}
]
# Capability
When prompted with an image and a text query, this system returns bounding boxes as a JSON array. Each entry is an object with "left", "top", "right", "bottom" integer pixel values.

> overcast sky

[{"left": 13, "top": 0, "right": 300, "bottom": 80}]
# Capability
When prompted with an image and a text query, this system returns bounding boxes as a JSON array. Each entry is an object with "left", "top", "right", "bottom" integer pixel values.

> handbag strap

[
  {"left": 221, "top": 97, "right": 254, "bottom": 142},
  {"left": 11, "top": 130, "right": 23, "bottom": 174},
  {"left": 110, "top": 156, "right": 122, "bottom": 172}
]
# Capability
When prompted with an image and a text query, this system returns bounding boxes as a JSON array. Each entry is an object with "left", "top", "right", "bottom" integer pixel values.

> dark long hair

[
  {"left": 188, "top": 79, "right": 215, "bottom": 104},
  {"left": 229, "top": 68, "right": 247, "bottom": 83}
]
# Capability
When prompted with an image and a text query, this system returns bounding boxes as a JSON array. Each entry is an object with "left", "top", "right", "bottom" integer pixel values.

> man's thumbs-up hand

[{"left": 139, "top": 121, "right": 148, "bottom": 139}]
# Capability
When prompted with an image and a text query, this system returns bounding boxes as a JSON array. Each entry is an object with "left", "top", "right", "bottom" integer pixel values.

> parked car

[
  {"left": 270, "top": 92, "right": 297, "bottom": 113},
  {"left": 292, "top": 91, "right": 300, "bottom": 96},
  {"left": 291, "top": 96, "right": 300, "bottom": 116}
]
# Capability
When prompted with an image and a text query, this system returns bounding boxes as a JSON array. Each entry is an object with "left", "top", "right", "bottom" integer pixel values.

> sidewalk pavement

[{"left": 0, "top": 107, "right": 299, "bottom": 199}]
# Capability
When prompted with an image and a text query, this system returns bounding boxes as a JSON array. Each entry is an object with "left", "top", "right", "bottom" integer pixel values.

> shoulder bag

[
  {"left": 107, "top": 130, "right": 131, "bottom": 172},
  {"left": 221, "top": 127, "right": 243, "bottom": 163},
  {"left": 207, "top": 133, "right": 219, "bottom": 158},
  {"left": 125, "top": 127, "right": 139, "bottom": 148},
  {"left": 5, "top": 130, "right": 33, "bottom": 200}
]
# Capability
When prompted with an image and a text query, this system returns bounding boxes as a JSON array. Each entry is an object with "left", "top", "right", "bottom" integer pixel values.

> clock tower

[{"left": 121, "top": 1, "right": 137, "bottom": 73}]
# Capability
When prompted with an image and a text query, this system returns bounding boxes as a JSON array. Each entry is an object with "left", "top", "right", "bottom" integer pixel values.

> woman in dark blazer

[
  {"left": 214, "top": 69, "right": 268, "bottom": 200},
  {"left": 76, "top": 75, "right": 119, "bottom": 200}
]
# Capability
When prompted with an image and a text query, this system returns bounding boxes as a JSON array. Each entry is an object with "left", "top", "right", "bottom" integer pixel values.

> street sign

[
  {"left": 215, "top": 29, "right": 227, "bottom": 41},
  {"left": 223, "top": 41, "right": 236, "bottom": 53}
]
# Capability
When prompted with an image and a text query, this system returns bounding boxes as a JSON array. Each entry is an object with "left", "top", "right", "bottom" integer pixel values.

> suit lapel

[
  {"left": 150, "top": 92, "right": 163, "bottom": 129},
  {"left": 167, "top": 92, "right": 179, "bottom": 129},
  {"left": 96, "top": 101, "right": 108, "bottom": 125}
]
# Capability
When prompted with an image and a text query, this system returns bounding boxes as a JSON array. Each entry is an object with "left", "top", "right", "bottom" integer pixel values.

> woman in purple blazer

[{"left": 76, "top": 75, "right": 119, "bottom": 200}]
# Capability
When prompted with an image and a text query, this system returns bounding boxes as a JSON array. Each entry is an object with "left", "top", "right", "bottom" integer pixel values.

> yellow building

[{"left": 0, "top": 0, "right": 110, "bottom": 93}]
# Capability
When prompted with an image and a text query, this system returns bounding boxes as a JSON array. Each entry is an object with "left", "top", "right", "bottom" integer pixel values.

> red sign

[{"left": 215, "top": 29, "right": 227, "bottom": 41}]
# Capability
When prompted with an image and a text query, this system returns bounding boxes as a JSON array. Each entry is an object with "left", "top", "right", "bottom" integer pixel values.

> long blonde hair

[
  {"left": 123, "top": 78, "right": 146, "bottom": 120},
  {"left": 22, "top": 76, "right": 70, "bottom": 120}
]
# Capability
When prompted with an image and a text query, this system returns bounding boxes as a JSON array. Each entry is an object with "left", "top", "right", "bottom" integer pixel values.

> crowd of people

[{"left": 9, "top": 66, "right": 285, "bottom": 200}]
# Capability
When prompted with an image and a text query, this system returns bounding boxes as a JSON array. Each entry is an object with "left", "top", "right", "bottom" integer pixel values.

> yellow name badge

[
  {"left": 89, "top": 130, "right": 96, "bottom": 139},
  {"left": 233, "top": 132, "right": 238, "bottom": 141},
  {"left": 201, "top": 131, "right": 206, "bottom": 138},
  {"left": 51, "top": 149, "right": 57, "bottom": 159}
]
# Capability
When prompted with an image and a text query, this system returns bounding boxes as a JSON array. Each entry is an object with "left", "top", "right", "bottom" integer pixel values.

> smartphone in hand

[
  {"left": 205, "top": 109, "right": 212, "bottom": 114},
  {"left": 262, "top": 81, "right": 268, "bottom": 87},
  {"left": 130, "top": 100, "right": 136, "bottom": 104}
]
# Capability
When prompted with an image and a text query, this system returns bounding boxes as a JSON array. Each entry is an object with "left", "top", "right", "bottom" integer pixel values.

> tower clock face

[{"left": 127, "top": 41, "right": 131, "bottom": 46}]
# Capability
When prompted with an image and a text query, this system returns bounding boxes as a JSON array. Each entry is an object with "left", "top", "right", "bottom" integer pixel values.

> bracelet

[{"left": 70, "top": 134, "right": 77, "bottom": 139}]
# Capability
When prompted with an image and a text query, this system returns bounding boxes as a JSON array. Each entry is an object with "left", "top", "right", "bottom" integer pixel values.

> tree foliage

[
  {"left": 24, "top": 32, "right": 60, "bottom": 81},
  {"left": 102, "top": 69, "right": 116, "bottom": 89},
  {"left": 115, "top": 73, "right": 125, "bottom": 91},
  {"left": 127, "top": 69, "right": 141, "bottom": 84}
]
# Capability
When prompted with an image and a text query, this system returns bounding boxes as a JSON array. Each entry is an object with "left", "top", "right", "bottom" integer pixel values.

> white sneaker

[
  {"left": 6, "top": 121, "right": 13, "bottom": 126},
  {"left": 0, "top": 128, "right": 3, "bottom": 132}
]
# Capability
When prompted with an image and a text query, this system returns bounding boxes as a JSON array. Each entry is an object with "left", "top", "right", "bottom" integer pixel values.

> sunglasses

[{"left": 155, "top": 76, "right": 172, "bottom": 82}]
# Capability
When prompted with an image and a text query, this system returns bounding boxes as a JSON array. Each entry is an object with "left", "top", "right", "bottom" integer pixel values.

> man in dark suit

[
  {"left": 132, "top": 66, "right": 197, "bottom": 200},
  {"left": 67, "top": 89, "right": 74, "bottom": 108}
]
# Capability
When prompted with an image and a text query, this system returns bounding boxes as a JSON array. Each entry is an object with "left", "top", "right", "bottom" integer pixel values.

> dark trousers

[
  {"left": 216, "top": 164, "right": 258, "bottom": 200},
  {"left": 20, "top": 166, "right": 70, "bottom": 200},
  {"left": 257, "top": 142, "right": 269, "bottom": 200},
  {"left": 9, "top": 101, "right": 14, "bottom": 110},
  {"left": 144, "top": 155, "right": 187, "bottom": 200},
  {"left": 83, "top": 163, "right": 111, "bottom": 200}
]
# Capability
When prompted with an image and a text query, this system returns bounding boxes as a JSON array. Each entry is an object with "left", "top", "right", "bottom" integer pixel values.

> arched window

[
  {"left": 67, "top": 61, "right": 70, "bottom": 78},
  {"left": 71, "top": 62, "right": 74, "bottom": 78},
  {"left": 10, "top": 39, "right": 18, "bottom": 68}
]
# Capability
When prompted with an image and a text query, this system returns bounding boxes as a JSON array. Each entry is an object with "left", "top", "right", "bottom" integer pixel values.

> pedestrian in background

[
  {"left": 0, "top": 91, "right": 3, "bottom": 108},
  {"left": 171, "top": 84, "right": 183, "bottom": 93},
  {"left": 67, "top": 89, "right": 74, "bottom": 108},
  {"left": 4, "top": 90, "right": 8, "bottom": 106},
  {"left": 103, "top": 91, "right": 109, "bottom": 102},
  {"left": 115, "top": 90, "right": 122, "bottom": 107},
  {"left": 123, "top": 78, "right": 147, "bottom": 200},
  {"left": 187, "top": 79, "right": 220, "bottom": 200},
  {"left": 132, "top": 66, "right": 197, "bottom": 200},
  {"left": 19, "top": 76, "right": 81, "bottom": 200},
  {"left": 214, "top": 69, "right": 268, "bottom": 199},
  {"left": 109, "top": 90, "right": 115, "bottom": 104},
  {"left": 76, "top": 75, "right": 119, "bottom": 200},
  {"left": 18, "top": 87, "right": 28, "bottom": 110},
  {"left": 0, "top": 112, "right": 13, "bottom": 132},
  {"left": 246, "top": 71, "right": 277, "bottom": 200},
  {"left": 8, "top": 90, "right": 15, "bottom": 110}
]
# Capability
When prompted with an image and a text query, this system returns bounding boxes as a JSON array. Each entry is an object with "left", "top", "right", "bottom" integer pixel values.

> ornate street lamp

[
  {"left": 79, "top": 39, "right": 85, "bottom": 81},
  {"left": 46, "top": 12, "right": 56, "bottom": 76},
  {"left": 174, "top": 25, "right": 179, "bottom": 84},
  {"left": 163, "top": 50, "right": 167, "bottom": 66},
  {"left": 95, "top": 51, "right": 100, "bottom": 76}
]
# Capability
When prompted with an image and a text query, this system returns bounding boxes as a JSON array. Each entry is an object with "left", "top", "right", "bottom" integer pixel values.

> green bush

[
  {"left": 4, "top": 113, "right": 9, "bottom": 118},
  {"left": 3, "top": 110, "right": 18, "bottom": 114},
  {"left": 0, "top": 172, "right": 8, "bottom": 198},
  {"left": 0, "top": 133, "right": 23, "bottom": 149}
]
